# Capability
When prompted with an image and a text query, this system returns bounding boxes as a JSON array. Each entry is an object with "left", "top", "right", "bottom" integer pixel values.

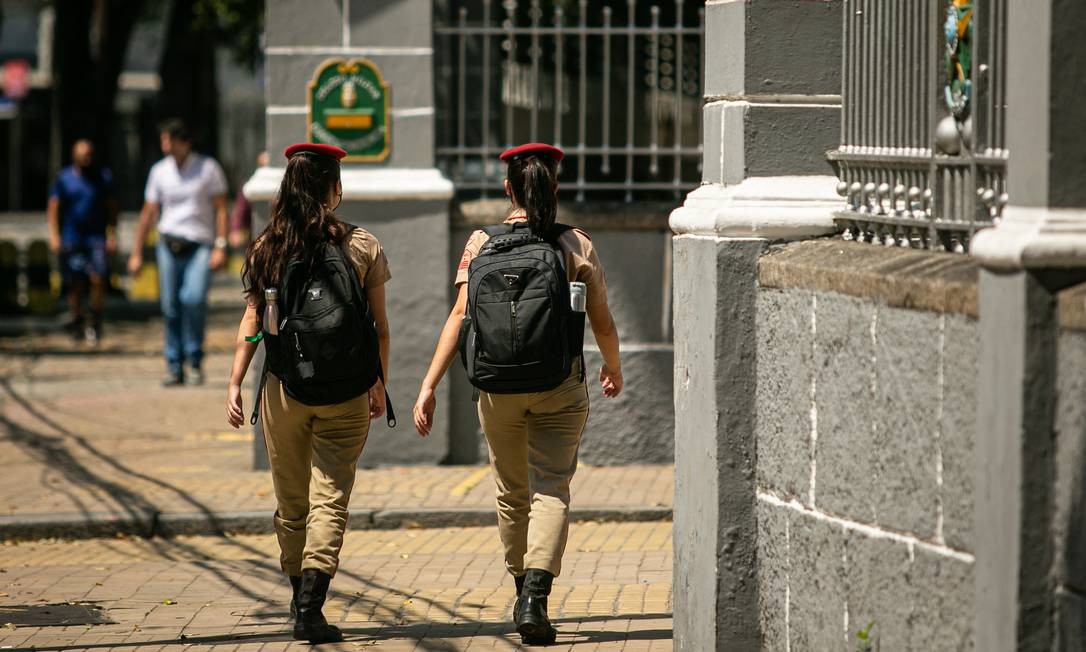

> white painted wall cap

[
  {"left": 971, "top": 205, "right": 1086, "bottom": 269},
  {"left": 669, "top": 175, "right": 840, "bottom": 238},
  {"left": 243, "top": 166, "right": 455, "bottom": 202}
]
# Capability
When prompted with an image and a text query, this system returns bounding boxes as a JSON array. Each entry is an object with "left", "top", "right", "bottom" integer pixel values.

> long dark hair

[
  {"left": 507, "top": 154, "right": 559, "bottom": 236},
  {"left": 242, "top": 152, "right": 348, "bottom": 302}
]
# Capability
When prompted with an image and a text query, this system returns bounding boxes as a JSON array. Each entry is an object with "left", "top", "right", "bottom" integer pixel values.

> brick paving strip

[{"left": 0, "top": 523, "right": 673, "bottom": 651}]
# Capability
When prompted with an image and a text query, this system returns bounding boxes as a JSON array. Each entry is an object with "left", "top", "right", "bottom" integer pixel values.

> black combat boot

[
  {"left": 512, "top": 574, "right": 526, "bottom": 626},
  {"left": 515, "top": 568, "right": 557, "bottom": 645},
  {"left": 289, "top": 575, "right": 301, "bottom": 620},
  {"left": 293, "top": 569, "right": 343, "bottom": 643}
]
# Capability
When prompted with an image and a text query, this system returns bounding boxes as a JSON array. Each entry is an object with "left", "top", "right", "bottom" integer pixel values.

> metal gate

[
  {"left": 434, "top": 0, "right": 705, "bottom": 202},
  {"left": 828, "top": 0, "right": 1008, "bottom": 253}
]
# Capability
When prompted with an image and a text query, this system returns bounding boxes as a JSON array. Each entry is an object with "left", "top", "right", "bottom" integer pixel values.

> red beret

[
  {"left": 284, "top": 143, "right": 348, "bottom": 160},
  {"left": 500, "top": 143, "right": 564, "bottom": 163}
]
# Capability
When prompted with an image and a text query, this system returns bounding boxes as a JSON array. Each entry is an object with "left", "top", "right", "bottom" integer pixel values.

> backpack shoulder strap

[
  {"left": 332, "top": 227, "right": 368, "bottom": 312},
  {"left": 547, "top": 223, "right": 575, "bottom": 278}
]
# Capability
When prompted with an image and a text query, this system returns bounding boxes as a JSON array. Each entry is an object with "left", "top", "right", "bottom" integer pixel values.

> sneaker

[
  {"left": 83, "top": 325, "right": 99, "bottom": 346},
  {"left": 187, "top": 368, "right": 205, "bottom": 386},
  {"left": 162, "top": 372, "right": 185, "bottom": 387}
]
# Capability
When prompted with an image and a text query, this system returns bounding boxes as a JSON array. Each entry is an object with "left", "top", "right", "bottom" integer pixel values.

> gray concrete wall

[
  {"left": 259, "top": 0, "right": 451, "bottom": 466},
  {"left": 449, "top": 211, "right": 675, "bottom": 466},
  {"left": 753, "top": 240, "right": 980, "bottom": 650},
  {"left": 337, "top": 200, "right": 449, "bottom": 465},
  {"left": 673, "top": 235, "right": 764, "bottom": 651},
  {"left": 702, "top": 0, "right": 842, "bottom": 181},
  {"left": 1054, "top": 329, "right": 1086, "bottom": 648}
]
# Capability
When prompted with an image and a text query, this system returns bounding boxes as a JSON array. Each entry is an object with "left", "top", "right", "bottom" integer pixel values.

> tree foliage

[
  {"left": 51, "top": 0, "right": 263, "bottom": 165},
  {"left": 192, "top": 0, "right": 264, "bottom": 71}
]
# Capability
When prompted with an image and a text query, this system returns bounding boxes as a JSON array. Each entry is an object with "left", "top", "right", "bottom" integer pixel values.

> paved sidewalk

[
  {"left": 0, "top": 522, "right": 673, "bottom": 650},
  {"left": 0, "top": 322, "right": 672, "bottom": 540}
]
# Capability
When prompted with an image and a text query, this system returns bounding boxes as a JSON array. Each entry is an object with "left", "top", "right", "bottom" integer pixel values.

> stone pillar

[
  {"left": 669, "top": 0, "right": 842, "bottom": 648},
  {"left": 244, "top": 0, "right": 453, "bottom": 468},
  {"left": 969, "top": 1, "right": 1086, "bottom": 650}
]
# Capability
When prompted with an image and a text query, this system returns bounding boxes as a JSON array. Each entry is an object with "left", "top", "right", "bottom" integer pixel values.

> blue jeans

[{"left": 156, "top": 240, "right": 212, "bottom": 375}]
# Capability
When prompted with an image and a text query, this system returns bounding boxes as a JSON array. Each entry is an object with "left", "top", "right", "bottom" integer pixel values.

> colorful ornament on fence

[{"left": 943, "top": 0, "right": 973, "bottom": 120}]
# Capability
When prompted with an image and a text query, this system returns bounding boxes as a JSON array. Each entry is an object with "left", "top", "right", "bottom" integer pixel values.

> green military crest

[{"left": 307, "top": 58, "right": 391, "bottom": 162}]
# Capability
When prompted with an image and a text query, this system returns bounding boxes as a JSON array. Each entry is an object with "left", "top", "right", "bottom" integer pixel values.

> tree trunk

[
  {"left": 92, "top": 0, "right": 146, "bottom": 166},
  {"left": 52, "top": 0, "right": 146, "bottom": 167},
  {"left": 158, "top": 0, "right": 219, "bottom": 157},
  {"left": 52, "top": 1, "right": 96, "bottom": 158}
]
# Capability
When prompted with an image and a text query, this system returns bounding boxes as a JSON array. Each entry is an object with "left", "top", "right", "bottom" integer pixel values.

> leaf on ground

[
  {"left": 3, "top": 623, "right": 15, "bottom": 630},
  {"left": 163, "top": 599, "right": 176, "bottom": 605}
]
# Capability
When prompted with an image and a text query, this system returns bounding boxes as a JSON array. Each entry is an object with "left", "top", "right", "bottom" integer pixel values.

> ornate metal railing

[
  {"left": 434, "top": 0, "right": 704, "bottom": 202},
  {"left": 829, "top": 0, "right": 1007, "bottom": 253}
]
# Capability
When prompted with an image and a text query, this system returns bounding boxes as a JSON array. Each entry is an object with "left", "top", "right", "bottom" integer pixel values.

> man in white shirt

[{"left": 128, "top": 120, "right": 229, "bottom": 386}]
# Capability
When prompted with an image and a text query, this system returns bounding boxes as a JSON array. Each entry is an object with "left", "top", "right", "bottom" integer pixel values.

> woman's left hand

[
  {"left": 369, "top": 378, "right": 386, "bottom": 420},
  {"left": 226, "top": 383, "right": 245, "bottom": 429}
]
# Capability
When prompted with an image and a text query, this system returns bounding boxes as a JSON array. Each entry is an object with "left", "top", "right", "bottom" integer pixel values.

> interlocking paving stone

[
  {"left": 0, "top": 351, "right": 671, "bottom": 540},
  {"left": 0, "top": 523, "right": 674, "bottom": 650}
]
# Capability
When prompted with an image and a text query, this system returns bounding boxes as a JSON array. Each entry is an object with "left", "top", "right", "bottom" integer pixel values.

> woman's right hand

[
  {"left": 599, "top": 364, "right": 624, "bottom": 398},
  {"left": 413, "top": 386, "right": 437, "bottom": 437},
  {"left": 226, "top": 383, "right": 245, "bottom": 429}
]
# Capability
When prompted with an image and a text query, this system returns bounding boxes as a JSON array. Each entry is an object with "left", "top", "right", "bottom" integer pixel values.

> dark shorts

[{"left": 61, "top": 236, "right": 109, "bottom": 283}]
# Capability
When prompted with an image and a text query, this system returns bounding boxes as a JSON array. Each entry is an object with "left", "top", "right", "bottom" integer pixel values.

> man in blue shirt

[{"left": 47, "top": 139, "right": 119, "bottom": 344}]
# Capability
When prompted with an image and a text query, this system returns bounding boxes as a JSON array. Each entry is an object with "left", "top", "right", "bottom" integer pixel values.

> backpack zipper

[
  {"left": 510, "top": 301, "right": 518, "bottom": 354},
  {"left": 294, "top": 332, "right": 305, "bottom": 361}
]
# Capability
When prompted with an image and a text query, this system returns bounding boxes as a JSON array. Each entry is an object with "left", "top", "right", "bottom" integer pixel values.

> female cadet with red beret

[
  {"left": 225, "top": 143, "right": 392, "bottom": 644},
  {"left": 412, "top": 143, "right": 624, "bottom": 645}
]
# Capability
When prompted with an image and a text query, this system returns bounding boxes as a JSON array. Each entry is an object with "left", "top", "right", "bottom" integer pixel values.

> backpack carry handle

[{"left": 377, "top": 361, "right": 396, "bottom": 428}]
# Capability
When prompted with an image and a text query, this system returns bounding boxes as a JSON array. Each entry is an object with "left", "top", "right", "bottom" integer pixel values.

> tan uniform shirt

[
  {"left": 454, "top": 219, "right": 608, "bottom": 311},
  {"left": 345, "top": 227, "right": 392, "bottom": 289}
]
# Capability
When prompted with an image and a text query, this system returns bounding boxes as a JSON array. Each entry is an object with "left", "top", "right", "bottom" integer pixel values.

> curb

[{"left": 0, "top": 506, "right": 672, "bottom": 542}]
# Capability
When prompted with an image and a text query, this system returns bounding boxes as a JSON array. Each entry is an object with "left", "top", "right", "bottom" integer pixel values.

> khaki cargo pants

[
  {"left": 261, "top": 374, "right": 370, "bottom": 577},
  {"left": 478, "top": 362, "right": 590, "bottom": 577}
]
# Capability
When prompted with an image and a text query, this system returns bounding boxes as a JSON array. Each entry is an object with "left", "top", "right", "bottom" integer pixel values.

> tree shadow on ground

[
  {"left": 0, "top": 378, "right": 663, "bottom": 651},
  {"left": 17, "top": 613, "right": 673, "bottom": 650}
]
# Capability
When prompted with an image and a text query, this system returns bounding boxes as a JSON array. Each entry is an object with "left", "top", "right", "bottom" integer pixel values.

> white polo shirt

[{"left": 144, "top": 153, "right": 228, "bottom": 245}]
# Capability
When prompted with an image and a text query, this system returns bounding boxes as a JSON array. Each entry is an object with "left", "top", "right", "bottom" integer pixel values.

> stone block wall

[
  {"left": 751, "top": 243, "right": 1086, "bottom": 649},
  {"left": 1054, "top": 318, "right": 1086, "bottom": 647},
  {"left": 753, "top": 240, "right": 979, "bottom": 649}
]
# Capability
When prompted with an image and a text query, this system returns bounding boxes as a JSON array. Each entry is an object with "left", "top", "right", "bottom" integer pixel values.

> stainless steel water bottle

[
  {"left": 264, "top": 287, "right": 279, "bottom": 336},
  {"left": 570, "top": 282, "right": 587, "bottom": 312}
]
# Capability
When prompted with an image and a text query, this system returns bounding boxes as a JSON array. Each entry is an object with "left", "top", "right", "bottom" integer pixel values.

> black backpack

[
  {"left": 459, "top": 222, "right": 585, "bottom": 394},
  {"left": 251, "top": 227, "right": 395, "bottom": 426}
]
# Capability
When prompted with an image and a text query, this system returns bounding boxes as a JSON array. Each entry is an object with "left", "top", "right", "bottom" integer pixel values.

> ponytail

[{"left": 507, "top": 155, "right": 559, "bottom": 236}]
